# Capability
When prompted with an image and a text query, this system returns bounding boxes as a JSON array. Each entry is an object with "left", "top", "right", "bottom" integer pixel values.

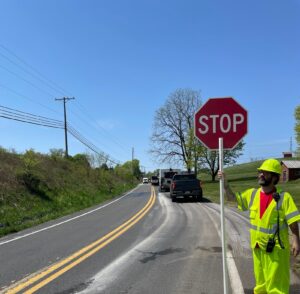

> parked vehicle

[
  {"left": 151, "top": 175, "right": 159, "bottom": 185},
  {"left": 159, "top": 169, "right": 181, "bottom": 192},
  {"left": 170, "top": 173, "right": 202, "bottom": 202},
  {"left": 142, "top": 177, "right": 149, "bottom": 184}
]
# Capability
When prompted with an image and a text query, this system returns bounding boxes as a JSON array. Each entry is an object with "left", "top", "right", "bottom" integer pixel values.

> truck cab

[
  {"left": 170, "top": 173, "right": 202, "bottom": 202},
  {"left": 159, "top": 169, "right": 180, "bottom": 192}
]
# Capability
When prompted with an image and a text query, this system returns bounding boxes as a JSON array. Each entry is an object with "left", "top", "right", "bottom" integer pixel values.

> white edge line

[
  {"left": 0, "top": 185, "right": 140, "bottom": 246},
  {"left": 202, "top": 203, "right": 245, "bottom": 294}
]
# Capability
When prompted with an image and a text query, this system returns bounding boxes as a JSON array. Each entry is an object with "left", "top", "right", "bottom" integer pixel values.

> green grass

[
  {"left": 0, "top": 183, "right": 136, "bottom": 237},
  {"left": 0, "top": 148, "right": 140, "bottom": 238},
  {"left": 199, "top": 159, "right": 300, "bottom": 208}
]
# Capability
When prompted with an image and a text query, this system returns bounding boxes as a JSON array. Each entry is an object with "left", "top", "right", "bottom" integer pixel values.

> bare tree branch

[{"left": 149, "top": 88, "right": 202, "bottom": 169}]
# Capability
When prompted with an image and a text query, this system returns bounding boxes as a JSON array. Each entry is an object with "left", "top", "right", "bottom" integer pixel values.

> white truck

[{"left": 159, "top": 168, "right": 181, "bottom": 192}]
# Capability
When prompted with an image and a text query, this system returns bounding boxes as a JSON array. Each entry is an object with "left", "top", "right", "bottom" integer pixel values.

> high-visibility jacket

[{"left": 236, "top": 188, "right": 300, "bottom": 250}]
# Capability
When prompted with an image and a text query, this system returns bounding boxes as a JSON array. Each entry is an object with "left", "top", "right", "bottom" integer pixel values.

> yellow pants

[{"left": 253, "top": 247, "right": 290, "bottom": 294}]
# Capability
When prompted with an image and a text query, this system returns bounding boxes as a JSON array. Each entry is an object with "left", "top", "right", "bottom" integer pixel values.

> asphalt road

[{"left": 1, "top": 184, "right": 300, "bottom": 294}]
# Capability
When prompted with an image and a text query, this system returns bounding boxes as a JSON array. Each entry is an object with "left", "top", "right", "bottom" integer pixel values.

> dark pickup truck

[{"left": 170, "top": 173, "right": 202, "bottom": 202}]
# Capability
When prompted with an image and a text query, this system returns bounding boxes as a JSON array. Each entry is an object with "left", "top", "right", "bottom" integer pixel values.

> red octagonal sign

[{"left": 194, "top": 97, "right": 247, "bottom": 150}]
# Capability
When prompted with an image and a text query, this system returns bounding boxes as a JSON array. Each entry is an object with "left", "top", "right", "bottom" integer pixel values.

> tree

[
  {"left": 150, "top": 88, "right": 246, "bottom": 175},
  {"left": 71, "top": 153, "right": 91, "bottom": 177},
  {"left": 199, "top": 141, "right": 245, "bottom": 181},
  {"left": 86, "top": 151, "right": 111, "bottom": 168},
  {"left": 185, "top": 127, "right": 205, "bottom": 175},
  {"left": 100, "top": 163, "right": 109, "bottom": 171},
  {"left": 49, "top": 148, "right": 64, "bottom": 159},
  {"left": 72, "top": 153, "right": 90, "bottom": 166},
  {"left": 122, "top": 159, "right": 142, "bottom": 179},
  {"left": 295, "top": 105, "right": 300, "bottom": 157},
  {"left": 114, "top": 159, "right": 142, "bottom": 181},
  {"left": 150, "top": 88, "right": 202, "bottom": 171}
]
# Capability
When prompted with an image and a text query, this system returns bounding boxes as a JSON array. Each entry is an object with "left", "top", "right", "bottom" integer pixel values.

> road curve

[
  {"left": 0, "top": 185, "right": 154, "bottom": 293},
  {"left": 77, "top": 192, "right": 252, "bottom": 294},
  {"left": 1, "top": 185, "right": 300, "bottom": 294}
]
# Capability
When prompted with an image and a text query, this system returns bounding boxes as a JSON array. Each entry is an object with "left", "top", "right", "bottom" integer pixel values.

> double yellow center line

[{"left": 5, "top": 187, "right": 156, "bottom": 294}]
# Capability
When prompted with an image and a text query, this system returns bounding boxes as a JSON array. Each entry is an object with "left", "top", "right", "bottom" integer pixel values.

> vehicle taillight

[
  {"left": 199, "top": 180, "right": 202, "bottom": 188},
  {"left": 171, "top": 182, "right": 176, "bottom": 189}
]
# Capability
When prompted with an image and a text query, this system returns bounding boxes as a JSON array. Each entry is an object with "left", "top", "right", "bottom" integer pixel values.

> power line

[
  {"left": 0, "top": 68, "right": 124, "bottom": 158},
  {"left": 0, "top": 44, "right": 71, "bottom": 96},
  {"left": 0, "top": 105, "right": 63, "bottom": 128},
  {"left": 0, "top": 45, "right": 129, "bottom": 158},
  {"left": 68, "top": 125, "right": 120, "bottom": 165},
  {"left": 0, "top": 106, "right": 64, "bottom": 129},
  {"left": 68, "top": 103, "right": 129, "bottom": 156},
  {"left": 0, "top": 104, "right": 122, "bottom": 165},
  {"left": 0, "top": 63, "right": 56, "bottom": 98},
  {"left": 0, "top": 45, "right": 128, "bottom": 165},
  {"left": 0, "top": 114, "right": 63, "bottom": 129},
  {"left": 71, "top": 100, "right": 130, "bottom": 153},
  {"left": 0, "top": 51, "right": 66, "bottom": 97},
  {"left": 0, "top": 83, "right": 61, "bottom": 116},
  {"left": 68, "top": 125, "right": 100, "bottom": 154},
  {"left": 0, "top": 105, "right": 62, "bottom": 124}
]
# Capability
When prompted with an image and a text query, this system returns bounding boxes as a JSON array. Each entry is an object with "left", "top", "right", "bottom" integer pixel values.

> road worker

[{"left": 218, "top": 158, "right": 300, "bottom": 294}]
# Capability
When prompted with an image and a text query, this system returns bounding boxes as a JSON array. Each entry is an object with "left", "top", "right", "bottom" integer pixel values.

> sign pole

[
  {"left": 194, "top": 97, "right": 248, "bottom": 293},
  {"left": 219, "top": 137, "right": 228, "bottom": 294}
]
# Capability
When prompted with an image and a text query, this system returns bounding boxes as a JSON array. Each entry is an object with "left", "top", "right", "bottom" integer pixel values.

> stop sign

[{"left": 194, "top": 97, "right": 247, "bottom": 150}]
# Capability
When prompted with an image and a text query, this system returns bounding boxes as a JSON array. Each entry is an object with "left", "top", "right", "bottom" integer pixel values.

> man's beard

[{"left": 258, "top": 176, "right": 272, "bottom": 186}]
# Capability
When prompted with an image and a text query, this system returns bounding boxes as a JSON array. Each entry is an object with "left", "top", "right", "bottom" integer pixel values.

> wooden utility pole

[
  {"left": 55, "top": 97, "right": 75, "bottom": 157},
  {"left": 132, "top": 147, "right": 134, "bottom": 183}
]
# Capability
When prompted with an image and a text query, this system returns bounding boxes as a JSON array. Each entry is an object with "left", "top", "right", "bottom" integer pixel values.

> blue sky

[{"left": 0, "top": 0, "right": 299, "bottom": 171}]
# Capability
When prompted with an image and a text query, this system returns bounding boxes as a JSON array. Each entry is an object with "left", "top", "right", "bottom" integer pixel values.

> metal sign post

[
  {"left": 219, "top": 137, "right": 228, "bottom": 294},
  {"left": 194, "top": 97, "right": 248, "bottom": 294}
]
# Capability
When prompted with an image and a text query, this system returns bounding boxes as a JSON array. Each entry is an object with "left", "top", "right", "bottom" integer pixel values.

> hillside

[{"left": 0, "top": 148, "right": 138, "bottom": 237}]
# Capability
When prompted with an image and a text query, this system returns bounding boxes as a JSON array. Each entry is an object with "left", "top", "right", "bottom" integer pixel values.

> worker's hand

[
  {"left": 292, "top": 237, "right": 300, "bottom": 257},
  {"left": 217, "top": 170, "right": 226, "bottom": 180}
]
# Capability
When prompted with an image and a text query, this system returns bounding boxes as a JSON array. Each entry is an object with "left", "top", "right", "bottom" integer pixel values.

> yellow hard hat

[{"left": 257, "top": 158, "right": 282, "bottom": 175}]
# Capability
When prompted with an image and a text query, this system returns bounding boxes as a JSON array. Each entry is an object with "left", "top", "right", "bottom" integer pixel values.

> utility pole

[
  {"left": 55, "top": 97, "right": 75, "bottom": 158},
  {"left": 132, "top": 147, "right": 134, "bottom": 183}
]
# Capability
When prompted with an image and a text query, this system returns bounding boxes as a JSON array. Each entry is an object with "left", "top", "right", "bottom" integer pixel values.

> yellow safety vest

[{"left": 236, "top": 188, "right": 300, "bottom": 250}]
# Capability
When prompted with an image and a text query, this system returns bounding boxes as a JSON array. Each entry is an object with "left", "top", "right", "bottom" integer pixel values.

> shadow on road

[
  {"left": 171, "top": 197, "right": 212, "bottom": 203},
  {"left": 201, "top": 197, "right": 212, "bottom": 203}
]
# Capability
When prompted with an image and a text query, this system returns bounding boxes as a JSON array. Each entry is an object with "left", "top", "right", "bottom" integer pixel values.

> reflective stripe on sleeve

[
  {"left": 286, "top": 211, "right": 300, "bottom": 221},
  {"left": 277, "top": 192, "right": 284, "bottom": 210},
  {"left": 237, "top": 192, "right": 246, "bottom": 211},
  {"left": 249, "top": 189, "right": 257, "bottom": 209}
]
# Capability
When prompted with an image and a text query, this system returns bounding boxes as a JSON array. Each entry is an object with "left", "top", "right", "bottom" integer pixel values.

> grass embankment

[{"left": 0, "top": 148, "right": 138, "bottom": 238}]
